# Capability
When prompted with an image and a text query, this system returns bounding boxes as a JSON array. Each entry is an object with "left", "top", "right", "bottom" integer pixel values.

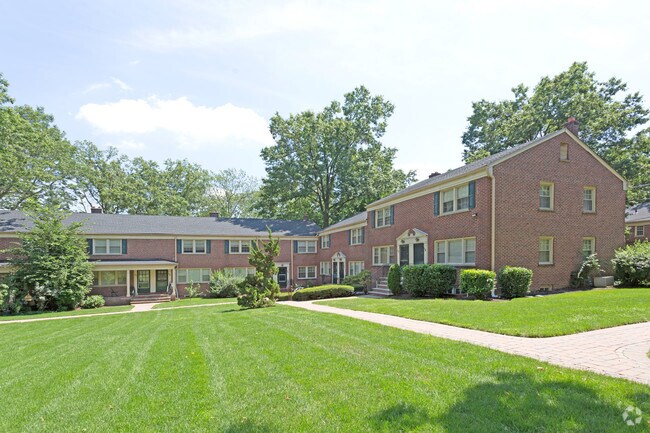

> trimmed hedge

[
  {"left": 387, "top": 264, "right": 402, "bottom": 295},
  {"left": 460, "top": 269, "right": 496, "bottom": 300},
  {"left": 428, "top": 264, "right": 457, "bottom": 297},
  {"left": 81, "top": 295, "right": 105, "bottom": 309},
  {"left": 342, "top": 270, "right": 371, "bottom": 292},
  {"left": 612, "top": 242, "right": 650, "bottom": 287},
  {"left": 402, "top": 264, "right": 457, "bottom": 297},
  {"left": 498, "top": 266, "right": 533, "bottom": 299},
  {"left": 402, "top": 265, "right": 429, "bottom": 297},
  {"left": 292, "top": 285, "right": 354, "bottom": 301}
]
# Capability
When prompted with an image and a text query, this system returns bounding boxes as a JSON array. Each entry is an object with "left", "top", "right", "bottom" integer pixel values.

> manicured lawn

[
  {"left": 319, "top": 289, "right": 650, "bottom": 337},
  {"left": 0, "top": 305, "right": 647, "bottom": 432},
  {"left": 0, "top": 305, "right": 133, "bottom": 321},
  {"left": 152, "top": 297, "right": 237, "bottom": 309}
]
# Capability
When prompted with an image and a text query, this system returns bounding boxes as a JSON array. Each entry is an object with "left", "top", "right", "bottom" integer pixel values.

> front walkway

[{"left": 285, "top": 300, "right": 650, "bottom": 386}]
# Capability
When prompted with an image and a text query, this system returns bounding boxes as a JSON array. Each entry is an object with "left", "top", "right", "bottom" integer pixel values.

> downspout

[
  {"left": 487, "top": 166, "right": 496, "bottom": 272},
  {"left": 289, "top": 239, "right": 294, "bottom": 290},
  {"left": 173, "top": 237, "right": 178, "bottom": 298}
]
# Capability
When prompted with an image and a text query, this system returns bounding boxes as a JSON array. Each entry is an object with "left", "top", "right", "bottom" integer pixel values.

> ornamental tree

[{"left": 237, "top": 228, "right": 280, "bottom": 309}]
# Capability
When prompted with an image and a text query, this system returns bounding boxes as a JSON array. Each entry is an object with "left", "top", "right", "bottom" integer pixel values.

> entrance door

[
  {"left": 399, "top": 243, "right": 426, "bottom": 265},
  {"left": 332, "top": 261, "right": 346, "bottom": 284},
  {"left": 156, "top": 270, "right": 168, "bottom": 293},
  {"left": 399, "top": 245, "right": 409, "bottom": 266},
  {"left": 277, "top": 267, "right": 288, "bottom": 289},
  {"left": 413, "top": 243, "right": 425, "bottom": 265},
  {"left": 137, "top": 270, "right": 150, "bottom": 295}
]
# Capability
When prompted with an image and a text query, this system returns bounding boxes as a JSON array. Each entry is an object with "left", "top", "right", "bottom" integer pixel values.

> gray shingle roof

[
  {"left": 321, "top": 211, "right": 367, "bottom": 232},
  {"left": 626, "top": 201, "right": 650, "bottom": 223},
  {"left": 0, "top": 210, "right": 320, "bottom": 237}
]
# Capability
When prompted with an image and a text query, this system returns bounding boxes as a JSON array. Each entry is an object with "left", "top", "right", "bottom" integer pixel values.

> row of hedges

[
  {"left": 401, "top": 264, "right": 457, "bottom": 297},
  {"left": 292, "top": 285, "right": 354, "bottom": 301}
]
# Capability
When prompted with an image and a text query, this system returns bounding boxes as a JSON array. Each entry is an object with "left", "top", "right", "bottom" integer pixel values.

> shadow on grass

[
  {"left": 222, "top": 419, "right": 273, "bottom": 432},
  {"left": 369, "top": 402, "right": 432, "bottom": 431}
]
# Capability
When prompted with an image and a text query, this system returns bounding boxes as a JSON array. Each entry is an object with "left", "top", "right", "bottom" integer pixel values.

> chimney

[
  {"left": 90, "top": 206, "right": 103, "bottom": 214},
  {"left": 429, "top": 172, "right": 441, "bottom": 179},
  {"left": 209, "top": 211, "right": 220, "bottom": 218},
  {"left": 565, "top": 117, "right": 579, "bottom": 136}
]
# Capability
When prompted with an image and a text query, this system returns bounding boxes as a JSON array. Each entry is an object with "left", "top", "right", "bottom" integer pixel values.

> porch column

[
  {"left": 150, "top": 270, "right": 155, "bottom": 293},
  {"left": 126, "top": 270, "right": 131, "bottom": 297},
  {"left": 171, "top": 268, "right": 177, "bottom": 296},
  {"left": 134, "top": 271, "right": 138, "bottom": 296}
]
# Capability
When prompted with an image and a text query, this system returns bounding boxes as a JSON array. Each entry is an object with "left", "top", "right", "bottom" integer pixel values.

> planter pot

[{"left": 593, "top": 276, "right": 614, "bottom": 288}]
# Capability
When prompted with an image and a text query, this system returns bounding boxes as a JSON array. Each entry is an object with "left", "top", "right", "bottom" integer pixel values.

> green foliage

[
  {"left": 4, "top": 207, "right": 93, "bottom": 311},
  {"left": 460, "top": 269, "right": 496, "bottom": 300},
  {"left": 209, "top": 168, "right": 260, "bottom": 217},
  {"left": 0, "top": 283, "right": 8, "bottom": 310},
  {"left": 612, "top": 242, "right": 650, "bottom": 287},
  {"left": 341, "top": 270, "right": 371, "bottom": 292},
  {"left": 575, "top": 254, "right": 603, "bottom": 288},
  {"left": 208, "top": 270, "right": 242, "bottom": 298},
  {"left": 497, "top": 266, "right": 533, "bottom": 299},
  {"left": 402, "top": 264, "right": 457, "bottom": 297},
  {"left": 81, "top": 295, "right": 105, "bottom": 309},
  {"left": 387, "top": 264, "right": 402, "bottom": 295},
  {"left": 257, "top": 86, "right": 415, "bottom": 227},
  {"left": 276, "top": 292, "right": 292, "bottom": 301},
  {"left": 185, "top": 281, "right": 201, "bottom": 298},
  {"left": 402, "top": 265, "right": 430, "bottom": 297},
  {"left": 237, "top": 229, "right": 280, "bottom": 309},
  {"left": 291, "top": 285, "right": 354, "bottom": 301}
]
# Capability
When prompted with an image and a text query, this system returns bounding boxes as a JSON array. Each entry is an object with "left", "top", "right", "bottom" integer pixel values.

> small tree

[
  {"left": 387, "top": 264, "right": 402, "bottom": 295},
  {"left": 4, "top": 206, "right": 94, "bottom": 311},
  {"left": 237, "top": 229, "right": 280, "bottom": 309}
]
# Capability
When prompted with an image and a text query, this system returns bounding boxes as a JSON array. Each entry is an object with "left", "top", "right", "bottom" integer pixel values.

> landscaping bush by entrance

[{"left": 292, "top": 285, "right": 354, "bottom": 301}]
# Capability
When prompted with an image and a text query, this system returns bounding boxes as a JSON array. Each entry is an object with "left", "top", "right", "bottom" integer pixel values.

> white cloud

[
  {"left": 77, "top": 96, "right": 274, "bottom": 148},
  {"left": 83, "top": 77, "right": 133, "bottom": 94},
  {"left": 111, "top": 77, "right": 133, "bottom": 91}
]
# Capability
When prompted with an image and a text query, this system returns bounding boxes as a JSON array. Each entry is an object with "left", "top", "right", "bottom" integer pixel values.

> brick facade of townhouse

[{"left": 625, "top": 201, "right": 650, "bottom": 243}]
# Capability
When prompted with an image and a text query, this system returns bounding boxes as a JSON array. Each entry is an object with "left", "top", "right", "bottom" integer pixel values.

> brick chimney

[
  {"left": 209, "top": 211, "right": 220, "bottom": 218},
  {"left": 565, "top": 117, "right": 579, "bottom": 136},
  {"left": 90, "top": 206, "right": 103, "bottom": 214},
  {"left": 429, "top": 172, "right": 441, "bottom": 179}
]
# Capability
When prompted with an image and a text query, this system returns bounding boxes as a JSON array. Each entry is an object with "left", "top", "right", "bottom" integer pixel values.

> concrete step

[
  {"left": 130, "top": 294, "right": 171, "bottom": 304},
  {"left": 368, "top": 287, "right": 391, "bottom": 296}
]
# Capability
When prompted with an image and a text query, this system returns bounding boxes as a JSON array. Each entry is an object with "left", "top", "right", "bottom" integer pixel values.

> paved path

[{"left": 285, "top": 300, "right": 650, "bottom": 385}]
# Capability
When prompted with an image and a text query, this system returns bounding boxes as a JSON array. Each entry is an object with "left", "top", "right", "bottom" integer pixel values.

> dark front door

[
  {"left": 277, "top": 267, "right": 288, "bottom": 289},
  {"left": 399, "top": 245, "right": 410, "bottom": 266},
  {"left": 137, "top": 270, "right": 150, "bottom": 294},
  {"left": 413, "top": 243, "right": 425, "bottom": 265},
  {"left": 156, "top": 270, "right": 168, "bottom": 293},
  {"left": 333, "top": 262, "right": 345, "bottom": 284}
]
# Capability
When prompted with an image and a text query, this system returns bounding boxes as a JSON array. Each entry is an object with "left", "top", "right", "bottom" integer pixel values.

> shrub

[
  {"left": 497, "top": 266, "right": 533, "bottom": 299},
  {"left": 208, "top": 270, "right": 242, "bottom": 298},
  {"left": 612, "top": 241, "right": 650, "bottom": 287},
  {"left": 402, "top": 265, "right": 429, "bottom": 297},
  {"left": 428, "top": 264, "right": 457, "bottom": 297},
  {"left": 342, "top": 270, "right": 371, "bottom": 292},
  {"left": 387, "top": 264, "right": 402, "bottom": 295},
  {"left": 575, "top": 254, "right": 602, "bottom": 287},
  {"left": 276, "top": 292, "right": 292, "bottom": 301},
  {"left": 237, "top": 229, "right": 280, "bottom": 309},
  {"left": 81, "top": 295, "right": 105, "bottom": 309},
  {"left": 292, "top": 285, "right": 354, "bottom": 301},
  {"left": 460, "top": 269, "right": 496, "bottom": 300},
  {"left": 185, "top": 281, "right": 201, "bottom": 298}
]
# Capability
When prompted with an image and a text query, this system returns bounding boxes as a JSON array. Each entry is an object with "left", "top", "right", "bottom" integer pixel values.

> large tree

[
  {"left": 257, "top": 86, "right": 415, "bottom": 227},
  {"left": 208, "top": 168, "right": 260, "bottom": 218}
]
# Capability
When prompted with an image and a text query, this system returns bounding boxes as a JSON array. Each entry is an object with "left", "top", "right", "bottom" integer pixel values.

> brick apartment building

[
  {"left": 0, "top": 121, "right": 628, "bottom": 301},
  {"left": 626, "top": 201, "right": 650, "bottom": 243}
]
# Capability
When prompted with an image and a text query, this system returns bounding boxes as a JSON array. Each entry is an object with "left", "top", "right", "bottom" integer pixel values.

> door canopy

[{"left": 397, "top": 228, "right": 428, "bottom": 245}]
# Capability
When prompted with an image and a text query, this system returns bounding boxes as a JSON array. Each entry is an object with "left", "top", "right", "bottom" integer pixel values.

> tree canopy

[{"left": 257, "top": 86, "right": 415, "bottom": 227}]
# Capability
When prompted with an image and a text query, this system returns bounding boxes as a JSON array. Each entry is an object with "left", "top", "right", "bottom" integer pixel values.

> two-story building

[{"left": 626, "top": 201, "right": 650, "bottom": 243}]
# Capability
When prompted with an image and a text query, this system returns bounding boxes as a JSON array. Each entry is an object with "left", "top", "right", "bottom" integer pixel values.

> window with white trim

[
  {"left": 223, "top": 267, "right": 256, "bottom": 279},
  {"left": 539, "top": 182, "right": 554, "bottom": 210},
  {"left": 372, "top": 246, "right": 395, "bottom": 266},
  {"left": 93, "top": 239, "right": 122, "bottom": 255},
  {"left": 539, "top": 237, "right": 553, "bottom": 265},
  {"left": 441, "top": 184, "right": 470, "bottom": 214},
  {"left": 349, "top": 261, "right": 364, "bottom": 276},
  {"left": 297, "top": 240, "right": 317, "bottom": 254},
  {"left": 560, "top": 143, "right": 569, "bottom": 161},
  {"left": 177, "top": 268, "right": 211, "bottom": 283},
  {"left": 350, "top": 228, "right": 364, "bottom": 245},
  {"left": 298, "top": 266, "right": 316, "bottom": 279},
  {"left": 93, "top": 271, "right": 127, "bottom": 286},
  {"left": 582, "top": 237, "right": 595, "bottom": 259},
  {"left": 182, "top": 239, "right": 206, "bottom": 254},
  {"left": 321, "top": 235, "right": 330, "bottom": 249},
  {"left": 320, "top": 261, "right": 331, "bottom": 275},
  {"left": 434, "top": 238, "right": 475, "bottom": 265},
  {"left": 375, "top": 206, "right": 392, "bottom": 228},
  {"left": 583, "top": 187, "right": 596, "bottom": 213},
  {"left": 229, "top": 240, "right": 251, "bottom": 254},
  {"left": 635, "top": 226, "right": 645, "bottom": 237}
]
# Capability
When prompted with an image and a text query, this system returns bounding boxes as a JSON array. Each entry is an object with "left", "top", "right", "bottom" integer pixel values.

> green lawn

[
  {"left": 152, "top": 297, "right": 236, "bottom": 309},
  {"left": 0, "top": 304, "right": 647, "bottom": 432},
  {"left": 0, "top": 305, "right": 133, "bottom": 321},
  {"left": 319, "top": 289, "right": 650, "bottom": 337}
]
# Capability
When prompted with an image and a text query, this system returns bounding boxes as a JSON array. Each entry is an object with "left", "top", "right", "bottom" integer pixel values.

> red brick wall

[
  {"left": 88, "top": 238, "right": 176, "bottom": 262},
  {"left": 626, "top": 223, "right": 649, "bottom": 244},
  {"left": 0, "top": 237, "right": 19, "bottom": 261},
  {"left": 493, "top": 132, "right": 626, "bottom": 290},
  {"left": 315, "top": 228, "right": 368, "bottom": 284}
]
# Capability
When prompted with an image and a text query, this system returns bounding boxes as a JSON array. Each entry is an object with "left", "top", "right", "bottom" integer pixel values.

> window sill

[
  {"left": 538, "top": 208, "right": 554, "bottom": 212},
  {"left": 296, "top": 252, "right": 318, "bottom": 254},
  {"left": 582, "top": 211, "right": 596, "bottom": 214},
  {"left": 228, "top": 252, "right": 249, "bottom": 255},
  {"left": 538, "top": 263, "right": 554, "bottom": 266},
  {"left": 439, "top": 208, "right": 470, "bottom": 217}
]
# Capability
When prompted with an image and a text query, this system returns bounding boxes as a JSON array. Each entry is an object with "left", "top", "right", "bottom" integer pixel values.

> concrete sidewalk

[{"left": 285, "top": 300, "right": 650, "bottom": 385}]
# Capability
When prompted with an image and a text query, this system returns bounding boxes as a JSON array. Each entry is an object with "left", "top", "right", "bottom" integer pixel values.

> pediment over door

[
  {"left": 397, "top": 228, "right": 428, "bottom": 243},
  {"left": 332, "top": 251, "right": 346, "bottom": 261}
]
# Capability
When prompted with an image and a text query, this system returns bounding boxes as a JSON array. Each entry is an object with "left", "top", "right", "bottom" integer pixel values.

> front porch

[{"left": 90, "top": 260, "right": 178, "bottom": 304}]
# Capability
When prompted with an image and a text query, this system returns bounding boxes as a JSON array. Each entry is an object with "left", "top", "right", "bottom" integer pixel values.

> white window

[
  {"left": 350, "top": 228, "right": 364, "bottom": 245},
  {"left": 560, "top": 143, "right": 569, "bottom": 161},
  {"left": 298, "top": 266, "right": 316, "bottom": 279},
  {"left": 93, "top": 271, "right": 127, "bottom": 286},
  {"left": 583, "top": 187, "right": 596, "bottom": 213},
  {"left": 372, "top": 246, "right": 395, "bottom": 266},
  {"left": 635, "top": 226, "right": 645, "bottom": 237},
  {"left": 582, "top": 237, "right": 595, "bottom": 258},
  {"left": 177, "top": 269, "right": 211, "bottom": 283},
  {"left": 320, "top": 261, "right": 331, "bottom": 275},
  {"left": 223, "top": 267, "right": 256, "bottom": 279},
  {"left": 297, "top": 240, "right": 317, "bottom": 254},
  {"left": 434, "top": 238, "right": 476, "bottom": 265},
  {"left": 375, "top": 206, "right": 392, "bottom": 228},
  {"left": 182, "top": 239, "right": 207, "bottom": 254},
  {"left": 539, "top": 182, "right": 554, "bottom": 210},
  {"left": 440, "top": 183, "right": 471, "bottom": 215},
  {"left": 539, "top": 237, "right": 553, "bottom": 265},
  {"left": 229, "top": 240, "right": 251, "bottom": 254},
  {"left": 321, "top": 235, "right": 330, "bottom": 249},
  {"left": 349, "top": 261, "right": 364, "bottom": 276},
  {"left": 93, "top": 239, "right": 122, "bottom": 255}
]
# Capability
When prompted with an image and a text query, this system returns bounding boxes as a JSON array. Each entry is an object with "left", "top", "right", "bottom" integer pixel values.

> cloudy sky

[{"left": 2, "top": 0, "right": 649, "bottom": 180}]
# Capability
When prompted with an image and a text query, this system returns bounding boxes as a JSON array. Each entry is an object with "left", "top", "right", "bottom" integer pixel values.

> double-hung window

[
  {"left": 434, "top": 238, "right": 475, "bottom": 265},
  {"left": 581, "top": 237, "right": 595, "bottom": 259},
  {"left": 223, "top": 267, "right": 256, "bottom": 279},
  {"left": 182, "top": 239, "right": 206, "bottom": 254},
  {"left": 372, "top": 246, "right": 395, "bottom": 266},
  {"left": 539, "top": 237, "right": 553, "bottom": 265},
  {"left": 635, "top": 226, "right": 645, "bottom": 237},
  {"left": 297, "top": 240, "right": 317, "bottom": 254},
  {"left": 320, "top": 261, "right": 331, "bottom": 275},
  {"left": 298, "top": 266, "right": 316, "bottom": 279},
  {"left": 177, "top": 269, "right": 211, "bottom": 283},
  {"left": 229, "top": 240, "right": 251, "bottom": 254},
  {"left": 93, "top": 239, "right": 122, "bottom": 255},
  {"left": 93, "top": 271, "right": 127, "bottom": 286},
  {"left": 440, "top": 184, "right": 470, "bottom": 215},
  {"left": 321, "top": 235, "right": 330, "bottom": 249},
  {"left": 583, "top": 187, "right": 596, "bottom": 213},
  {"left": 350, "top": 228, "right": 364, "bottom": 245},
  {"left": 349, "top": 261, "right": 364, "bottom": 276},
  {"left": 375, "top": 206, "right": 392, "bottom": 228},
  {"left": 539, "top": 182, "right": 554, "bottom": 210}
]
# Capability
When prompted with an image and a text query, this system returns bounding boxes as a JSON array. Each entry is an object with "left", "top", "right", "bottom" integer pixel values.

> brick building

[{"left": 626, "top": 201, "right": 650, "bottom": 243}]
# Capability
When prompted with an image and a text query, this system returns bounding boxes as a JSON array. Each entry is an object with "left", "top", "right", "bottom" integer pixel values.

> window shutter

[
  {"left": 251, "top": 240, "right": 257, "bottom": 250},
  {"left": 433, "top": 192, "right": 440, "bottom": 216},
  {"left": 348, "top": 230, "right": 352, "bottom": 245},
  {"left": 390, "top": 205, "right": 394, "bottom": 225},
  {"left": 371, "top": 210, "right": 375, "bottom": 228},
  {"left": 177, "top": 240, "right": 182, "bottom": 254},
  {"left": 224, "top": 240, "right": 229, "bottom": 254},
  {"left": 206, "top": 240, "right": 211, "bottom": 254},
  {"left": 468, "top": 181, "right": 476, "bottom": 209},
  {"left": 122, "top": 239, "right": 128, "bottom": 255},
  {"left": 293, "top": 240, "right": 298, "bottom": 253},
  {"left": 361, "top": 227, "right": 365, "bottom": 244},
  {"left": 87, "top": 239, "right": 93, "bottom": 255}
]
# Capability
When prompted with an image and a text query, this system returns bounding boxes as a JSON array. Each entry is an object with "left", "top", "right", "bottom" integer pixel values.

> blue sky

[{"left": 2, "top": 0, "right": 649, "bottom": 181}]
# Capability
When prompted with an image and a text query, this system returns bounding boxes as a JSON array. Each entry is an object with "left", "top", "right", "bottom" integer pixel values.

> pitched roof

[
  {"left": 626, "top": 201, "right": 650, "bottom": 223},
  {"left": 0, "top": 210, "right": 320, "bottom": 237},
  {"left": 320, "top": 211, "right": 367, "bottom": 233}
]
